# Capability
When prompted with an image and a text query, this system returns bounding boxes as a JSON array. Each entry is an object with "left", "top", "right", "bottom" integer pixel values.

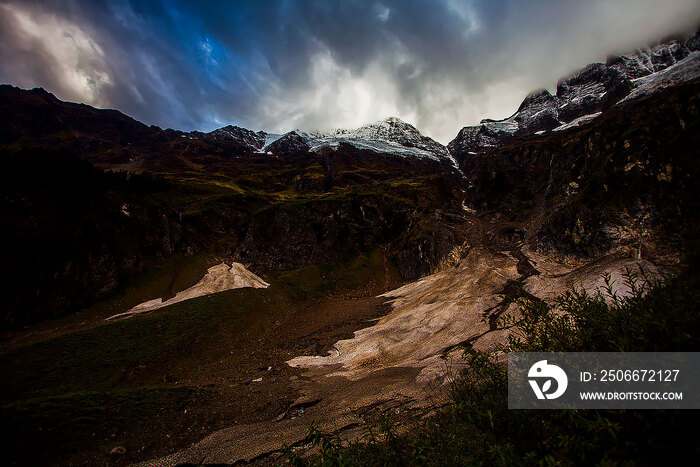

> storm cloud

[{"left": 1, "top": 0, "right": 699, "bottom": 143}]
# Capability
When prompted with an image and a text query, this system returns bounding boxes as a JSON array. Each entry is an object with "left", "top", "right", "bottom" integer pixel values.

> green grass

[
  {"left": 1, "top": 250, "right": 386, "bottom": 402},
  {"left": 271, "top": 249, "right": 388, "bottom": 298},
  {"left": 1, "top": 288, "right": 269, "bottom": 399},
  {"left": 0, "top": 247, "right": 393, "bottom": 465}
]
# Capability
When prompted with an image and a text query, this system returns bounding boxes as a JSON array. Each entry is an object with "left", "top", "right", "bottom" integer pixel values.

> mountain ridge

[
  {"left": 448, "top": 29, "right": 700, "bottom": 166},
  {"left": 1, "top": 29, "right": 700, "bottom": 331},
  {"left": 0, "top": 84, "right": 457, "bottom": 170},
  {"left": 2, "top": 27, "right": 700, "bottom": 467},
  {"left": 3, "top": 27, "right": 699, "bottom": 170}
]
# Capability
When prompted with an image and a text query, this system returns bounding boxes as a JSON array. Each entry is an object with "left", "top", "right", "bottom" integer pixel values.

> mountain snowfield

[{"left": 195, "top": 116, "right": 458, "bottom": 166}]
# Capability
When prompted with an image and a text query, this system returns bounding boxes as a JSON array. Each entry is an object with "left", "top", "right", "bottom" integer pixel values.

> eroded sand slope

[{"left": 289, "top": 247, "right": 657, "bottom": 383}]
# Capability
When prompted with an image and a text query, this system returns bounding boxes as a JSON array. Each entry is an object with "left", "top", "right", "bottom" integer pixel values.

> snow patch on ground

[
  {"left": 105, "top": 263, "right": 269, "bottom": 320},
  {"left": 287, "top": 249, "right": 521, "bottom": 380}
]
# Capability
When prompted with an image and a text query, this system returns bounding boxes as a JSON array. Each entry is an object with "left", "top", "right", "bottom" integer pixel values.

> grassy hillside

[
  {"left": 0, "top": 142, "right": 467, "bottom": 330},
  {"left": 0, "top": 248, "right": 401, "bottom": 465}
]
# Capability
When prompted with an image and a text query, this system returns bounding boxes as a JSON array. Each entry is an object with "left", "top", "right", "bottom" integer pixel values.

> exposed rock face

[
  {"left": 555, "top": 63, "right": 632, "bottom": 122},
  {"left": 514, "top": 89, "right": 561, "bottom": 133},
  {"left": 607, "top": 39, "right": 691, "bottom": 79},
  {"left": 264, "top": 130, "right": 310, "bottom": 157},
  {"left": 450, "top": 120, "right": 518, "bottom": 157},
  {"left": 459, "top": 77, "right": 700, "bottom": 261},
  {"left": 621, "top": 51, "right": 700, "bottom": 103},
  {"left": 448, "top": 30, "right": 700, "bottom": 165},
  {"left": 205, "top": 125, "right": 266, "bottom": 151}
]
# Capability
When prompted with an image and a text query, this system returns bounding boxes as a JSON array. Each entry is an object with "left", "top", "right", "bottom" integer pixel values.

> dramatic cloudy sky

[{"left": 1, "top": 0, "right": 699, "bottom": 143}]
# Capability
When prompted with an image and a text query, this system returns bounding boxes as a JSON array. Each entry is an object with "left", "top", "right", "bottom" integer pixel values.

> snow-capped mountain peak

[
  {"left": 302, "top": 117, "right": 453, "bottom": 164},
  {"left": 207, "top": 116, "right": 456, "bottom": 166},
  {"left": 448, "top": 28, "right": 700, "bottom": 164}
]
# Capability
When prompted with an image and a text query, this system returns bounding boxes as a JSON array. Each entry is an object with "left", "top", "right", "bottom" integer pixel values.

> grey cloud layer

[{"left": 1, "top": 0, "right": 699, "bottom": 143}]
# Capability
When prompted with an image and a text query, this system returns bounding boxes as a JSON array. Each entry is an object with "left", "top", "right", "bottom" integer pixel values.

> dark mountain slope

[
  {"left": 0, "top": 108, "right": 469, "bottom": 330},
  {"left": 0, "top": 86, "right": 156, "bottom": 145},
  {"left": 460, "top": 77, "right": 700, "bottom": 262},
  {"left": 0, "top": 150, "right": 181, "bottom": 327},
  {"left": 0, "top": 85, "right": 457, "bottom": 173},
  {"left": 2, "top": 40, "right": 700, "bottom": 332},
  {"left": 0, "top": 85, "right": 268, "bottom": 171}
]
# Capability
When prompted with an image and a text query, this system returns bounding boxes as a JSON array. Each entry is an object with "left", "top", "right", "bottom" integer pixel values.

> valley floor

[{"left": 0, "top": 245, "right": 651, "bottom": 466}]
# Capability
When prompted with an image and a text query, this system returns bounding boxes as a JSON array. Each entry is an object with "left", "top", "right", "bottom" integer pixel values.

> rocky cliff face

[
  {"left": 0, "top": 151, "right": 184, "bottom": 328},
  {"left": 608, "top": 38, "right": 693, "bottom": 78},
  {"left": 448, "top": 30, "right": 700, "bottom": 166},
  {"left": 460, "top": 77, "right": 700, "bottom": 262}
]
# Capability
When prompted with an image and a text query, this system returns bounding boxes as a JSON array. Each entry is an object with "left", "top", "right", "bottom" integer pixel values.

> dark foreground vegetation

[
  {"left": 0, "top": 249, "right": 400, "bottom": 465},
  {"left": 288, "top": 264, "right": 700, "bottom": 465}
]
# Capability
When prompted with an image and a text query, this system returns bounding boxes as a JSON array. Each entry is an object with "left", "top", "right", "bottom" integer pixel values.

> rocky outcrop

[
  {"left": 264, "top": 130, "right": 310, "bottom": 157},
  {"left": 449, "top": 30, "right": 700, "bottom": 166},
  {"left": 620, "top": 51, "right": 700, "bottom": 103},
  {"left": 204, "top": 125, "right": 267, "bottom": 151},
  {"left": 514, "top": 89, "right": 561, "bottom": 133},
  {"left": 555, "top": 63, "right": 632, "bottom": 122},
  {"left": 459, "top": 77, "right": 700, "bottom": 260}
]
